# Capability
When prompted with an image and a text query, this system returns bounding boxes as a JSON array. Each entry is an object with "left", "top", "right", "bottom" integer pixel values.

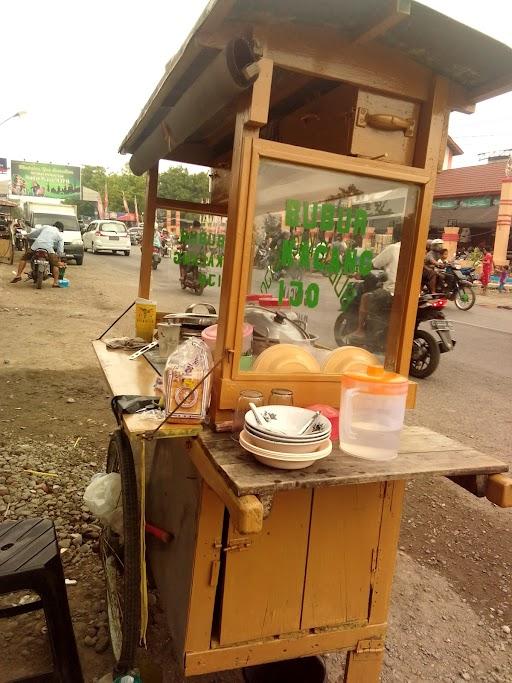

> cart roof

[{"left": 120, "top": 0, "right": 512, "bottom": 161}]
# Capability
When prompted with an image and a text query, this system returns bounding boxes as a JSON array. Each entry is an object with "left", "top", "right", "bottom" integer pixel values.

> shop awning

[{"left": 430, "top": 205, "right": 498, "bottom": 230}]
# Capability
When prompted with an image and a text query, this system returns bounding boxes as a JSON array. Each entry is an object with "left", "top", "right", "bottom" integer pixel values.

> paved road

[{"left": 84, "top": 250, "right": 512, "bottom": 457}]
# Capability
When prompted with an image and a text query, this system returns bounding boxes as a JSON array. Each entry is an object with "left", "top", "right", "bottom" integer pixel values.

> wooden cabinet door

[{"left": 218, "top": 488, "right": 312, "bottom": 645}]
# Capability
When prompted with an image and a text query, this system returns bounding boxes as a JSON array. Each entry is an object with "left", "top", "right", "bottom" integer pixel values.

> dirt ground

[{"left": 1, "top": 258, "right": 512, "bottom": 682}]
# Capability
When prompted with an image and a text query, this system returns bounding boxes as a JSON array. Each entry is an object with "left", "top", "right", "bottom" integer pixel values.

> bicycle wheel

[{"left": 100, "top": 429, "right": 140, "bottom": 674}]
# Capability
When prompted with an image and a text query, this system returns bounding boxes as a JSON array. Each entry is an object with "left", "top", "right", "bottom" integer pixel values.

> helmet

[{"left": 431, "top": 238, "right": 444, "bottom": 252}]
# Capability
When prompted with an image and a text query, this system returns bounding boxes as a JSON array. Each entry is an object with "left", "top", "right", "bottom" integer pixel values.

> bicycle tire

[{"left": 101, "top": 429, "right": 140, "bottom": 675}]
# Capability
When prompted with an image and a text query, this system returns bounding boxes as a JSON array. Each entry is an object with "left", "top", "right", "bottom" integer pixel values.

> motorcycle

[
  {"left": 29, "top": 249, "right": 52, "bottom": 289},
  {"left": 152, "top": 246, "right": 162, "bottom": 270},
  {"left": 179, "top": 264, "right": 205, "bottom": 295},
  {"left": 333, "top": 273, "right": 455, "bottom": 378},
  {"left": 425, "top": 264, "right": 476, "bottom": 311}
]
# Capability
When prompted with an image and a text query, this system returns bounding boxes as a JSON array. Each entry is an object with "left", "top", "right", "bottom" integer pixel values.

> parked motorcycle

[
  {"left": 333, "top": 274, "right": 455, "bottom": 378},
  {"left": 425, "top": 264, "right": 476, "bottom": 311},
  {"left": 152, "top": 246, "right": 162, "bottom": 270}
]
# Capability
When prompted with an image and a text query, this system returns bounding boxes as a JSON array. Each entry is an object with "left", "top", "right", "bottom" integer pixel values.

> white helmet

[{"left": 431, "top": 238, "right": 444, "bottom": 252}]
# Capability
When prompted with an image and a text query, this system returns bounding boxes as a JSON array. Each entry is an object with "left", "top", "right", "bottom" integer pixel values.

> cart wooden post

[{"left": 99, "top": 2, "right": 512, "bottom": 679}]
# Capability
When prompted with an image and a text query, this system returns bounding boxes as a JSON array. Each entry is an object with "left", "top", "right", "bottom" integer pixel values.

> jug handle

[{"left": 342, "top": 388, "right": 361, "bottom": 440}]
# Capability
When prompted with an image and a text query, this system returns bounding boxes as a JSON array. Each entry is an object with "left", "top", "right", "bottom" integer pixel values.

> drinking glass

[
  {"left": 269, "top": 388, "right": 294, "bottom": 406},
  {"left": 232, "top": 390, "right": 264, "bottom": 435}
]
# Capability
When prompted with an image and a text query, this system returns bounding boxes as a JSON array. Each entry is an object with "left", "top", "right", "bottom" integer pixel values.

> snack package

[{"left": 163, "top": 338, "right": 213, "bottom": 423}]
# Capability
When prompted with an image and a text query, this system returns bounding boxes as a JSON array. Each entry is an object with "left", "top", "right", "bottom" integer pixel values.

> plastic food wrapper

[
  {"left": 164, "top": 338, "right": 213, "bottom": 423},
  {"left": 83, "top": 472, "right": 122, "bottom": 526}
]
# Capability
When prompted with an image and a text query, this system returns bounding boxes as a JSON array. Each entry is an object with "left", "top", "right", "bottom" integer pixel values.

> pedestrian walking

[
  {"left": 480, "top": 247, "right": 494, "bottom": 295},
  {"left": 498, "top": 265, "right": 509, "bottom": 293}
]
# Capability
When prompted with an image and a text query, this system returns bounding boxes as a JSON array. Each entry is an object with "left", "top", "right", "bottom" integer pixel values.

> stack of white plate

[{"left": 239, "top": 405, "right": 332, "bottom": 469}]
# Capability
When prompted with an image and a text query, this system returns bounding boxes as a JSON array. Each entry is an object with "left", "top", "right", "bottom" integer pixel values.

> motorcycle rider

[
  {"left": 423, "top": 238, "right": 444, "bottom": 293},
  {"left": 10, "top": 221, "right": 65, "bottom": 288},
  {"left": 346, "top": 225, "right": 401, "bottom": 340}
]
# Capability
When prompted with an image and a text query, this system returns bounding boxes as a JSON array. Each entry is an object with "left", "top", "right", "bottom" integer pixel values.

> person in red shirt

[{"left": 480, "top": 247, "right": 494, "bottom": 295}]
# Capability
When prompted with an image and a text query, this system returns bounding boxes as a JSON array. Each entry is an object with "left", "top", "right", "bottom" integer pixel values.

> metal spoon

[
  {"left": 248, "top": 402, "right": 264, "bottom": 425},
  {"left": 297, "top": 410, "right": 322, "bottom": 436}
]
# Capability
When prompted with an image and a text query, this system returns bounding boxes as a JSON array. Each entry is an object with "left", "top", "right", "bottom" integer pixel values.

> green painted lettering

[
  {"left": 359, "top": 249, "right": 374, "bottom": 276},
  {"left": 299, "top": 242, "right": 310, "bottom": 269},
  {"left": 216, "top": 255, "right": 224, "bottom": 268},
  {"left": 217, "top": 235, "right": 225, "bottom": 249},
  {"left": 290, "top": 280, "right": 303, "bottom": 307},
  {"left": 313, "top": 244, "right": 327, "bottom": 270},
  {"left": 343, "top": 248, "right": 357, "bottom": 275},
  {"left": 285, "top": 199, "right": 301, "bottom": 228},
  {"left": 353, "top": 208, "right": 368, "bottom": 235},
  {"left": 279, "top": 238, "right": 293, "bottom": 267},
  {"left": 304, "top": 283, "right": 320, "bottom": 309},
  {"left": 302, "top": 202, "right": 318, "bottom": 229},
  {"left": 320, "top": 203, "right": 335, "bottom": 231},
  {"left": 337, "top": 206, "right": 352, "bottom": 234},
  {"left": 326, "top": 247, "right": 341, "bottom": 274},
  {"left": 207, "top": 255, "right": 215, "bottom": 267}
]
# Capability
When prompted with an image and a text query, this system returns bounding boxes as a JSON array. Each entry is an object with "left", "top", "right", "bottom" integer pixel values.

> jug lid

[{"left": 342, "top": 364, "right": 408, "bottom": 384}]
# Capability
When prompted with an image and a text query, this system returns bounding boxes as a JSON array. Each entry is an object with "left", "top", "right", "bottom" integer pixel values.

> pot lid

[{"left": 244, "top": 306, "right": 309, "bottom": 342}]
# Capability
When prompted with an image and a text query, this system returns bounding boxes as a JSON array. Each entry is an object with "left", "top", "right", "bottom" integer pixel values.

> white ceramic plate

[
  {"left": 244, "top": 422, "right": 330, "bottom": 445},
  {"left": 244, "top": 405, "right": 331, "bottom": 439},
  {"left": 239, "top": 430, "right": 332, "bottom": 470},
  {"left": 242, "top": 429, "right": 332, "bottom": 454}
]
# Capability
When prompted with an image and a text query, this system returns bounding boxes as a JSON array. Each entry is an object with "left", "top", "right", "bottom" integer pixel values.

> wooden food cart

[{"left": 95, "top": 1, "right": 512, "bottom": 680}]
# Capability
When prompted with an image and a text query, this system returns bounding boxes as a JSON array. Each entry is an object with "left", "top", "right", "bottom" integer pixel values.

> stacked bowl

[{"left": 239, "top": 405, "right": 332, "bottom": 469}]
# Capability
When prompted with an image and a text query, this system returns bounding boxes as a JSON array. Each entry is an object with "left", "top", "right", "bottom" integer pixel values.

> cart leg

[{"left": 344, "top": 643, "right": 385, "bottom": 683}]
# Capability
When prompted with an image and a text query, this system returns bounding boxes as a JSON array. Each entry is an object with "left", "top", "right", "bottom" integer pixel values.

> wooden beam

[
  {"left": 255, "top": 22, "right": 431, "bottom": 102},
  {"left": 248, "top": 58, "right": 273, "bottom": 127},
  {"left": 351, "top": 0, "right": 411, "bottom": 46},
  {"left": 188, "top": 439, "right": 263, "bottom": 534},
  {"left": 185, "top": 622, "right": 387, "bottom": 676},
  {"left": 138, "top": 164, "right": 158, "bottom": 299},
  {"left": 470, "top": 73, "right": 512, "bottom": 104},
  {"left": 389, "top": 76, "right": 450, "bottom": 376},
  {"left": 155, "top": 196, "right": 227, "bottom": 217}
]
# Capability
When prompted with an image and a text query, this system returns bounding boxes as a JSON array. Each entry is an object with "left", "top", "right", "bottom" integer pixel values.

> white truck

[{"left": 23, "top": 201, "right": 84, "bottom": 265}]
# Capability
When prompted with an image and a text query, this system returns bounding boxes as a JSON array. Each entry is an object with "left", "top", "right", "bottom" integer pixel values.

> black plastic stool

[{"left": 0, "top": 518, "right": 84, "bottom": 683}]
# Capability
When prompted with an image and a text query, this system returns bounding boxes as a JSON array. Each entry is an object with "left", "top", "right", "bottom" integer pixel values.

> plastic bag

[
  {"left": 83, "top": 472, "right": 121, "bottom": 523},
  {"left": 164, "top": 338, "right": 213, "bottom": 423}
]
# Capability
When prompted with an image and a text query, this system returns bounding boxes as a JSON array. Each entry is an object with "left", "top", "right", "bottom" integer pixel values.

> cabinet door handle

[{"left": 356, "top": 108, "right": 415, "bottom": 137}]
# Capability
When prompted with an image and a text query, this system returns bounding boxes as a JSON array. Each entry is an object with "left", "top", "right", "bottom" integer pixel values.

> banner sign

[
  {"left": 10, "top": 160, "right": 81, "bottom": 200},
  {"left": 0, "top": 158, "right": 7, "bottom": 174}
]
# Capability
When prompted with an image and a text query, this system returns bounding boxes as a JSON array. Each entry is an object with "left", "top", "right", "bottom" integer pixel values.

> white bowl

[
  {"left": 239, "top": 430, "right": 332, "bottom": 469},
  {"left": 242, "top": 428, "right": 331, "bottom": 453},
  {"left": 245, "top": 405, "right": 331, "bottom": 439},
  {"left": 244, "top": 423, "right": 330, "bottom": 445}
]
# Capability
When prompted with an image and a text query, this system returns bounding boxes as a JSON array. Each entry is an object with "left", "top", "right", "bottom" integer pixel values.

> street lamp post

[{"left": 0, "top": 111, "right": 27, "bottom": 128}]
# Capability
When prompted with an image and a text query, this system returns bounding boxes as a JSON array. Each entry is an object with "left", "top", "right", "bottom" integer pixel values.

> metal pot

[
  {"left": 244, "top": 305, "right": 317, "bottom": 355},
  {"left": 164, "top": 303, "right": 218, "bottom": 338}
]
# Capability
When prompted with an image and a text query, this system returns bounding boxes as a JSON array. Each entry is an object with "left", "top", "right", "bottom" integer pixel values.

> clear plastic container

[{"left": 339, "top": 365, "right": 408, "bottom": 460}]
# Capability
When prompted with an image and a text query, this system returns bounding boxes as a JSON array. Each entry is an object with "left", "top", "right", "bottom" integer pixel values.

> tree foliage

[{"left": 78, "top": 164, "right": 209, "bottom": 216}]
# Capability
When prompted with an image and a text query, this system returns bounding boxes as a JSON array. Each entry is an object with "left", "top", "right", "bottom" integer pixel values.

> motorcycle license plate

[
  {"left": 430, "top": 320, "right": 451, "bottom": 331},
  {"left": 34, "top": 260, "right": 47, "bottom": 265},
  {"left": 109, "top": 236, "right": 119, "bottom": 241}
]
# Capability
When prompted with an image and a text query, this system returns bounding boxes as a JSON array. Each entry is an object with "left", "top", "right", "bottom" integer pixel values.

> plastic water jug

[{"left": 339, "top": 365, "right": 408, "bottom": 460}]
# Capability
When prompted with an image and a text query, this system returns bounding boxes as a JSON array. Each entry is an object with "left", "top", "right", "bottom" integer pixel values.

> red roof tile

[{"left": 434, "top": 160, "right": 507, "bottom": 199}]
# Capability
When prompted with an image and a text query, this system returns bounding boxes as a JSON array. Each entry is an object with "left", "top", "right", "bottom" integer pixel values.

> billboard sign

[
  {"left": 0, "top": 158, "right": 7, "bottom": 174},
  {"left": 10, "top": 161, "right": 81, "bottom": 200}
]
